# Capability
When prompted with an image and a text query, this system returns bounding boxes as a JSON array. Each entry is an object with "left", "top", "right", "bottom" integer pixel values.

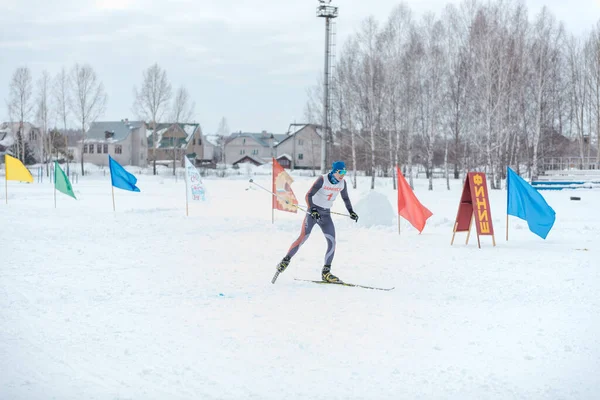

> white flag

[{"left": 184, "top": 156, "right": 206, "bottom": 201}]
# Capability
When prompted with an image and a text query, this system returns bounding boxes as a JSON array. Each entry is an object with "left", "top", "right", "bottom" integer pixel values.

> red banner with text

[{"left": 452, "top": 172, "right": 495, "bottom": 247}]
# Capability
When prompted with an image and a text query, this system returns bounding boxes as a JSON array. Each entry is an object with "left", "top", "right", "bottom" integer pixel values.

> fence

[{"left": 542, "top": 157, "right": 599, "bottom": 172}]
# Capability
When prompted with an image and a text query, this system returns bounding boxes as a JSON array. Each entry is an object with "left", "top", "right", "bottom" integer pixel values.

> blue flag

[
  {"left": 109, "top": 156, "right": 140, "bottom": 192},
  {"left": 507, "top": 167, "right": 555, "bottom": 239}
]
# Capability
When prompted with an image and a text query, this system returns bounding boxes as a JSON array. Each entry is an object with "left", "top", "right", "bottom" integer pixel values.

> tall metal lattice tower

[{"left": 317, "top": 0, "right": 338, "bottom": 173}]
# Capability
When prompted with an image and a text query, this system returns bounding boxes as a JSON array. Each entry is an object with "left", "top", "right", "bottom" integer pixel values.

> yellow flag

[{"left": 5, "top": 154, "right": 33, "bottom": 183}]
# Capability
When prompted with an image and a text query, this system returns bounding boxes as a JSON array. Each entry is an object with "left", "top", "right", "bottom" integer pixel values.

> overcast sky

[{"left": 1, "top": 0, "right": 598, "bottom": 135}]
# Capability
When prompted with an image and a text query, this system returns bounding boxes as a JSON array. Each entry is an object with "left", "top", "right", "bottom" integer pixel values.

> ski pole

[
  {"left": 248, "top": 179, "right": 310, "bottom": 215},
  {"left": 248, "top": 179, "right": 351, "bottom": 218}
]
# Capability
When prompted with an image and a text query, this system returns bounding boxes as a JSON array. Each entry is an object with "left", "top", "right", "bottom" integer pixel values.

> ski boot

[
  {"left": 277, "top": 256, "right": 291, "bottom": 273},
  {"left": 322, "top": 265, "right": 341, "bottom": 283}
]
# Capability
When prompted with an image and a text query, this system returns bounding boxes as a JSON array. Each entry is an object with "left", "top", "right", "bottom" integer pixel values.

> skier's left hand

[{"left": 349, "top": 211, "right": 359, "bottom": 223}]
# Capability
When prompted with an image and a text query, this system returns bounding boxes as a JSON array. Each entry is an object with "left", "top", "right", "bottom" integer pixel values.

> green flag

[{"left": 54, "top": 161, "right": 76, "bottom": 199}]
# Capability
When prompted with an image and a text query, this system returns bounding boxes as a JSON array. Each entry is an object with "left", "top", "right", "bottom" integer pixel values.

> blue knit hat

[{"left": 331, "top": 160, "right": 346, "bottom": 173}]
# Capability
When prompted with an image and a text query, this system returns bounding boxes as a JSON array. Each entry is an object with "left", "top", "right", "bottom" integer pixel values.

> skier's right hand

[{"left": 310, "top": 208, "right": 321, "bottom": 221}]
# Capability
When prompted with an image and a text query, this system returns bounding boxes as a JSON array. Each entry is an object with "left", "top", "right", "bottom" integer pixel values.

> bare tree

[
  {"left": 414, "top": 14, "right": 445, "bottom": 191},
  {"left": 54, "top": 67, "right": 70, "bottom": 132},
  {"left": 216, "top": 116, "right": 230, "bottom": 163},
  {"left": 567, "top": 36, "right": 588, "bottom": 166},
  {"left": 36, "top": 70, "right": 52, "bottom": 175},
  {"left": 355, "top": 17, "right": 386, "bottom": 189},
  {"left": 54, "top": 67, "right": 71, "bottom": 171},
  {"left": 529, "top": 7, "right": 563, "bottom": 179},
  {"left": 171, "top": 86, "right": 195, "bottom": 123},
  {"left": 382, "top": 4, "right": 413, "bottom": 190},
  {"left": 586, "top": 22, "right": 600, "bottom": 167},
  {"left": 133, "top": 63, "right": 172, "bottom": 175},
  {"left": 333, "top": 38, "right": 361, "bottom": 187},
  {"left": 69, "top": 63, "right": 107, "bottom": 176},
  {"left": 7, "top": 67, "right": 34, "bottom": 162}
]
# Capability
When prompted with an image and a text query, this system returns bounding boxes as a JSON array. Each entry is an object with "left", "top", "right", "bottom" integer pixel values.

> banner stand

[{"left": 450, "top": 172, "right": 496, "bottom": 248}]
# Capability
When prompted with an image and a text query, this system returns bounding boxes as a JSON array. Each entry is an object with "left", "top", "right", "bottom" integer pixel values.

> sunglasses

[{"left": 335, "top": 169, "right": 347, "bottom": 175}]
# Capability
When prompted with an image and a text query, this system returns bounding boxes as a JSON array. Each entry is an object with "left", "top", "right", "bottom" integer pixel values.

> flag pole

[
  {"left": 398, "top": 214, "right": 401, "bottom": 235},
  {"left": 506, "top": 214, "right": 509, "bottom": 241},
  {"left": 112, "top": 184, "right": 116, "bottom": 212},
  {"left": 53, "top": 162, "right": 57, "bottom": 208},
  {"left": 184, "top": 166, "right": 189, "bottom": 217},
  {"left": 271, "top": 163, "right": 275, "bottom": 224},
  {"left": 4, "top": 154, "right": 7, "bottom": 204}
]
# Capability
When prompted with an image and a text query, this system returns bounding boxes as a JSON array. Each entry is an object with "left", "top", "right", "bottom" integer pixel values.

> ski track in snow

[{"left": 1, "top": 173, "right": 599, "bottom": 399}]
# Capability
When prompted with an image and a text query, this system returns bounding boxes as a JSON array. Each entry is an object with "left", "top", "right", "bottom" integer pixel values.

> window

[
  {"left": 89, "top": 145, "right": 94, "bottom": 154},
  {"left": 240, "top": 149, "right": 245, "bottom": 155},
  {"left": 97, "top": 144, "right": 102, "bottom": 153},
  {"left": 115, "top": 145, "right": 122, "bottom": 154},
  {"left": 252, "top": 149, "right": 258, "bottom": 155},
  {"left": 103, "top": 144, "right": 108, "bottom": 153},
  {"left": 298, "top": 139, "right": 304, "bottom": 146},
  {"left": 192, "top": 139, "right": 196, "bottom": 145},
  {"left": 83, "top": 144, "right": 88, "bottom": 153},
  {"left": 243, "top": 138, "right": 246, "bottom": 144},
  {"left": 298, "top": 153, "right": 303, "bottom": 160}
]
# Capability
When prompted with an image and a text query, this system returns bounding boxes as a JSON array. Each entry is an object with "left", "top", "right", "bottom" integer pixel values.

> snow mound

[{"left": 354, "top": 190, "right": 395, "bottom": 227}]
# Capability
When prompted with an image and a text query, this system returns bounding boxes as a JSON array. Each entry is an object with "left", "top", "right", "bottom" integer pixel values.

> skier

[{"left": 276, "top": 160, "right": 359, "bottom": 283}]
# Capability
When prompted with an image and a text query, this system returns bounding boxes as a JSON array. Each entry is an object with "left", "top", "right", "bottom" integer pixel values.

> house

[
  {"left": 203, "top": 134, "right": 223, "bottom": 165},
  {"left": 81, "top": 119, "right": 147, "bottom": 167},
  {"left": 147, "top": 123, "right": 205, "bottom": 167},
  {"left": 275, "top": 124, "right": 322, "bottom": 170},
  {"left": 275, "top": 154, "right": 293, "bottom": 169},
  {"left": 0, "top": 122, "right": 43, "bottom": 162},
  {"left": 224, "top": 131, "right": 287, "bottom": 166},
  {"left": 0, "top": 126, "right": 14, "bottom": 156}
]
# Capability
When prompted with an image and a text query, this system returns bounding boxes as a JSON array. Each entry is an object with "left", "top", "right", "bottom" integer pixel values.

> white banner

[{"left": 184, "top": 156, "right": 206, "bottom": 202}]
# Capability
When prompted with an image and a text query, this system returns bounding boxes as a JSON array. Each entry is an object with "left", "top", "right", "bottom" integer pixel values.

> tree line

[
  {"left": 5, "top": 63, "right": 195, "bottom": 175},
  {"left": 305, "top": 0, "right": 600, "bottom": 190}
]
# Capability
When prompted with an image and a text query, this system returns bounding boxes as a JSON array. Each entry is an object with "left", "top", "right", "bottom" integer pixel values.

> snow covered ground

[{"left": 1, "top": 168, "right": 598, "bottom": 399}]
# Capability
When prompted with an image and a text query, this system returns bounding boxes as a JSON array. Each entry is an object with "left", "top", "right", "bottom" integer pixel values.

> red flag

[
  {"left": 272, "top": 158, "right": 298, "bottom": 213},
  {"left": 396, "top": 166, "right": 432, "bottom": 233}
]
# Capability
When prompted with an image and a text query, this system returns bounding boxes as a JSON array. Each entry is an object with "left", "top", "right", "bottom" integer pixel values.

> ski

[
  {"left": 271, "top": 270, "right": 281, "bottom": 284},
  {"left": 294, "top": 278, "right": 394, "bottom": 291}
]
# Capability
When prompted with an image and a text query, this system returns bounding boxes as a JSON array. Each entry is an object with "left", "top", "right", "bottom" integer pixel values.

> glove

[
  {"left": 349, "top": 211, "right": 359, "bottom": 223},
  {"left": 310, "top": 208, "right": 321, "bottom": 221}
]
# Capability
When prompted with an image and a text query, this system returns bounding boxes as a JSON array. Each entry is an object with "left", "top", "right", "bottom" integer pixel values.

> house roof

[
  {"left": 276, "top": 124, "right": 322, "bottom": 147},
  {"left": 204, "top": 134, "right": 220, "bottom": 147},
  {"left": 85, "top": 120, "right": 144, "bottom": 143},
  {"left": 0, "top": 122, "right": 40, "bottom": 141},
  {"left": 276, "top": 153, "right": 292, "bottom": 161},
  {"left": 0, "top": 130, "right": 14, "bottom": 148},
  {"left": 147, "top": 123, "right": 201, "bottom": 149},
  {"left": 226, "top": 132, "right": 287, "bottom": 147},
  {"left": 232, "top": 154, "right": 266, "bottom": 166}
]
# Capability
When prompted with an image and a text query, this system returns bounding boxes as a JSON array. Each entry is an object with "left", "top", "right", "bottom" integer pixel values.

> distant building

[
  {"left": 275, "top": 124, "right": 322, "bottom": 170},
  {"left": 146, "top": 123, "right": 209, "bottom": 167},
  {"left": 223, "top": 130, "right": 287, "bottom": 166},
  {"left": 222, "top": 124, "right": 322, "bottom": 169},
  {"left": 80, "top": 119, "right": 147, "bottom": 167},
  {"left": 0, "top": 122, "right": 43, "bottom": 162}
]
